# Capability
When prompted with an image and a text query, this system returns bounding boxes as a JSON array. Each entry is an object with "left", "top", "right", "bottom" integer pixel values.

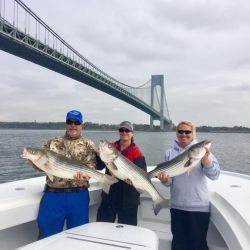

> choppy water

[{"left": 0, "top": 129, "right": 250, "bottom": 184}]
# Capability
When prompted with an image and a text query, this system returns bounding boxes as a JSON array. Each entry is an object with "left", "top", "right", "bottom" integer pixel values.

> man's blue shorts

[{"left": 37, "top": 189, "right": 89, "bottom": 239}]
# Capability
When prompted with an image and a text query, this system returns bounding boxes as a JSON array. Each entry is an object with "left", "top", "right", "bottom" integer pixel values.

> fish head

[
  {"left": 99, "top": 140, "right": 118, "bottom": 163},
  {"left": 188, "top": 140, "right": 211, "bottom": 160},
  {"left": 21, "top": 147, "right": 44, "bottom": 161}
]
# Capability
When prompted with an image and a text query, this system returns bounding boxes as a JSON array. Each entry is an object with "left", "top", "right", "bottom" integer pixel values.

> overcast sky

[{"left": 1, "top": 0, "right": 250, "bottom": 127}]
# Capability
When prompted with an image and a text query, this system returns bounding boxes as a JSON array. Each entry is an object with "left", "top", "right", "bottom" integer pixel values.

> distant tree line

[
  {"left": 0, "top": 122, "right": 250, "bottom": 133},
  {"left": 0, "top": 121, "right": 157, "bottom": 131},
  {"left": 196, "top": 125, "right": 250, "bottom": 133}
]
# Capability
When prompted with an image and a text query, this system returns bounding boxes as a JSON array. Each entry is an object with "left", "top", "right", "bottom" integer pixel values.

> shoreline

[
  {"left": 0, "top": 128, "right": 250, "bottom": 134},
  {"left": 1, "top": 122, "right": 250, "bottom": 133}
]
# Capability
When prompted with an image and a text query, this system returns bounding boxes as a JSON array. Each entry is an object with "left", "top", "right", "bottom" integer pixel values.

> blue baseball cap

[{"left": 66, "top": 110, "right": 83, "bottom": 123}]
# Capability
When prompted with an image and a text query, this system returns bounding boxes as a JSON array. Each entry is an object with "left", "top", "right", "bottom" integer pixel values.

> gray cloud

[
  {"left": 153, "top": 0, "right": 250, "bottom": 31},
  {"left": 221, "top": 83, "right": 250, "bottom": 92}
]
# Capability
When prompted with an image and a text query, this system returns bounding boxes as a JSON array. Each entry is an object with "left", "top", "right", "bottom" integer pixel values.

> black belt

[{"left": 44, "top": 185, "right": 87, "bottom": 193}]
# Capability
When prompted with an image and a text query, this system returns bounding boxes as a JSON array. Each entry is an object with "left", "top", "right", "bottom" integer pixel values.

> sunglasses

[
  {"left": 119, "top": 128, "right": 131, "bottom": 133},
  {"left": 177, "top": 130, "right": 192, "bottom": 135},
  {"left": 66, "top": 120, "right": 82, "bottom": 126}
]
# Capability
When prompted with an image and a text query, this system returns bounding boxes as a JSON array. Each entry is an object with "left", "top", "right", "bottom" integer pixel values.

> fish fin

[
  {"left": 184, "top": 159, "right": 193, "bottom": 167},
  {"left": 44, "top": 161, "right": 52, "bottom": 172},
  {"left": 100, "top": 175, "right": 118, "bottom": 194},
  {"left": 153, "top": 196, "right": 169, "bottom": 215},
  {"left": 107, "top": 162, "right": 118, "bottom": 171},
  {"left": 47, "top": 174, "right": 54, "bottom": 182},
  {"left": 187, "top": 166, "right": 193, "bottom": 175},
  {"left": 182, "top": 157, "right": 195, "bottom": 174}
]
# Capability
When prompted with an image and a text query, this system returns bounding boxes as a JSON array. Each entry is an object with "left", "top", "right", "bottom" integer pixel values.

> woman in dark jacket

[{"left": 96, "top": 121, "right": 147, "bottom": 225}]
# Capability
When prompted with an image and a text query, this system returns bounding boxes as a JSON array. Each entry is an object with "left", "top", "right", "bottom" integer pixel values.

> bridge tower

[{"left": 150, "top": 75, "right": 165, "bottom": 130}]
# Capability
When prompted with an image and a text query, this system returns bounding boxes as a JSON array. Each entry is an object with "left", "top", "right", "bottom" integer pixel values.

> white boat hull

[{"left": 0, "top": 171, "right": 250, "bottom": 250}]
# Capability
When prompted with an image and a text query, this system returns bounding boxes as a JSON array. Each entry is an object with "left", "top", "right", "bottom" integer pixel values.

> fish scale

[
  {"left": 151, "top": 155, "right": 190, "bottom": 177},
  {"left": 47, "top": 151, "right": 97, "bottom": 176},
  {"left": 114, "top": 157, "right": 153, "bottom": 191}
]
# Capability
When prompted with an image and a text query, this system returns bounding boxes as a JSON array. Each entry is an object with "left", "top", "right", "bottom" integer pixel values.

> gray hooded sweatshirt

[{"left": 163, "top": 139, "right": 220, "bottom": 212}]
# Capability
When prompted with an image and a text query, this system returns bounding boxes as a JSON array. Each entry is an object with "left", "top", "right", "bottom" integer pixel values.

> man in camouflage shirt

[{"left": 37, "top": 110, "right": 98, "bottom": 239}]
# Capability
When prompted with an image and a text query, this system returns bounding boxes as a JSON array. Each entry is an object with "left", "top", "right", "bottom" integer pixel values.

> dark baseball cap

[{"left": 119, "top": 121, "right": 133, "bottom": 131}]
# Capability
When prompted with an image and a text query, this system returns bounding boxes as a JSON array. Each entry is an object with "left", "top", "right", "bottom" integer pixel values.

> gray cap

[{"left": 119, "top": 121, "right": 133, "bottom": 131}]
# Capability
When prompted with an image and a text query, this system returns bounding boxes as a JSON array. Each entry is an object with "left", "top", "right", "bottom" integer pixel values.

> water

[{"left": 0, "top": 129, "right": 250, "bottom": 184}]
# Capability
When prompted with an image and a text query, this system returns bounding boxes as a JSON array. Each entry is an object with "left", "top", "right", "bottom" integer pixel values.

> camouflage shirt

[{"left": 43, "top": 134, "right": 97, "bottom": 188}]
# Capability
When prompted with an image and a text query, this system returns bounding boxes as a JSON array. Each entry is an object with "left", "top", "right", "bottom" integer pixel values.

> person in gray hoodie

[{"left": 158, "top": 120, "right": 220, "bottom": 250}]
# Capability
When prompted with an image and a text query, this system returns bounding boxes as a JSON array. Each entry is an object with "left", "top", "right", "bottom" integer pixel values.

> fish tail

[
  {"left": 100, "top": 175, "right": 118, "bottom": 194},
  {"left": 153, "top": 196, "right": 169, "bottom": 215}
]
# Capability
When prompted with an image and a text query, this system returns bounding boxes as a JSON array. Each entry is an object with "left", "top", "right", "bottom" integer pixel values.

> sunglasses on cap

[
  {"left": 119, "top": 128, "right": 131, "bottom": 133},
  {"left": 177, "top": 130, "right": 192, "bottom": 135},
  {"left": 66, "top": 119, "right": 82, "bottom": 125}
]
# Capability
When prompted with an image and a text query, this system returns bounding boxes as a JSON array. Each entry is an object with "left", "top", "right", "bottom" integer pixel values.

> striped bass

[
  {"left": 148, "top": 140, "right": 211, "bottom": 179},
  {"left": 21, "top": 147, "right": 118, "bottom": 193},
  {"left": 99, "top": 140, "right": 168, "bottom": 215}
]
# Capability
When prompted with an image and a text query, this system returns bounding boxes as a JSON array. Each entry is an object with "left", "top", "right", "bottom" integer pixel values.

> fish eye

[{"left": 31, "top": 149, "right": 36, "bottom": 154}]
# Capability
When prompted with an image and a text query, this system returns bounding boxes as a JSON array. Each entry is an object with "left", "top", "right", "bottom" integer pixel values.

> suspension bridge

[{"left": 0, "top": 0, "right": 172, "bottom": 130}]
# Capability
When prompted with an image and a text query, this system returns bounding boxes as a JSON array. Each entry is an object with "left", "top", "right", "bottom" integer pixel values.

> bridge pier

[
  {"left": 150, "top": 75, "right": 165, "bottom": 130},
  {"left": 150, "top": 118, "right": 173, "bottom": 131}
]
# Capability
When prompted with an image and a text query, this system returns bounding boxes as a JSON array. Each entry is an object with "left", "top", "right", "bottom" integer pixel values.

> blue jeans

[{"left": 37, "top": 189, "right": 89, "bottom": 239}]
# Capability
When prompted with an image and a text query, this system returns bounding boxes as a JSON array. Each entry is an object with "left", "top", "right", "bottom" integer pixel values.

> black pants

[
  {"left": 170, "top": 208, "right": 210, "bottom": 250},
  {"left": 96, "top": 202, "right": 138, "bottom": 226}
]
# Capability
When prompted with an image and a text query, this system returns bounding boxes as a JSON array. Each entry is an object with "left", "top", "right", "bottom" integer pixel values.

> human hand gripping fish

[
  {"left": 201, "top": 147, "right": 211, "bottom": 166},
  {"left": 157, "top": 172, "right": 170, "bottom": 183},
  {"left": 73, "top": 172, "right": 90, "bottom": 181}
]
